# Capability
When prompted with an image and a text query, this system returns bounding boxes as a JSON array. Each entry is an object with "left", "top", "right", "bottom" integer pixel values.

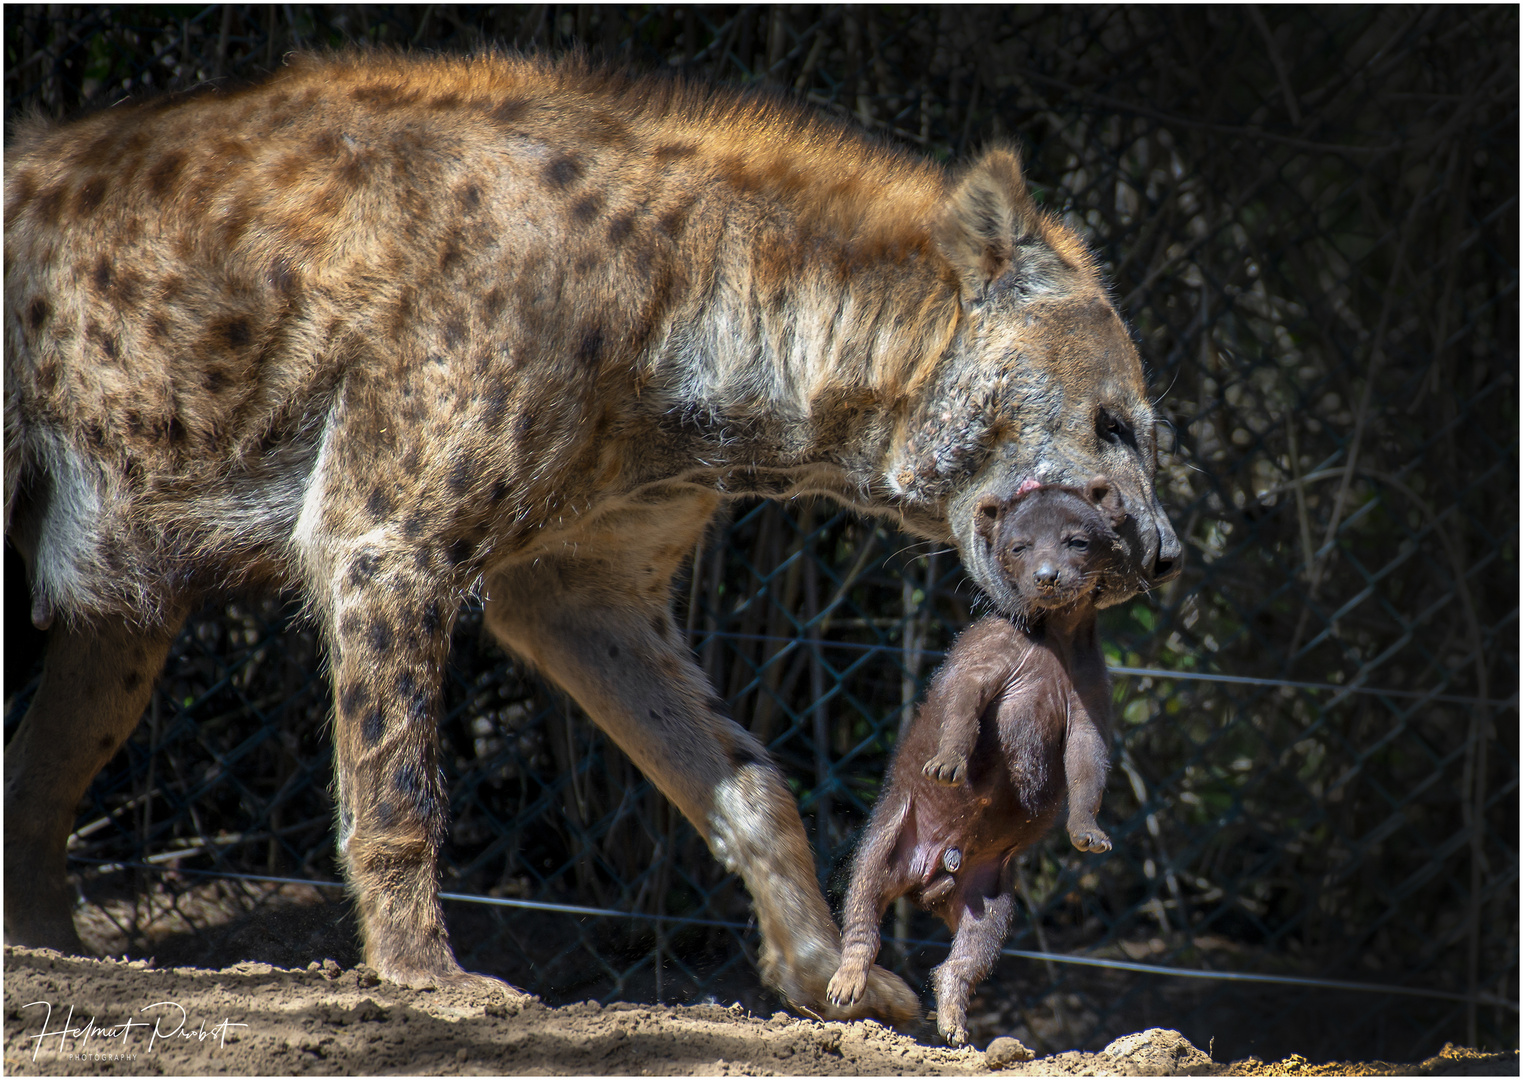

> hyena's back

[{"left": 4, "top": 51, "right": 947, "bottom": 621}]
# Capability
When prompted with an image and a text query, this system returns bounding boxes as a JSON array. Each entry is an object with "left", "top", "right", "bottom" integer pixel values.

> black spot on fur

[
  {"left": 269, "top": 255, "right": 296, "bottom": 293},
  {"left": 654, "top": 142, "right": 697, "bottom": 161},
  {"left": 447, "top": 455, "right": 474, "bottom": 494},
  {"left": 362, "top": 705, "right": 385, "bottom": 745},
  {"left": 608, "top": 644, "right": 620, "bottom": 660},
  {"left": 490, "top": 479, "right": 509, "bottom": 502},
  {"left": 221, "top": 317, "right": 252, "bottom": 349},
  {"left": 483, "top": 386, "right": 509, "bottom": 430},
  {"left": 402, "top": 510, "right": 429, "bottom": 539},
  {"left": 658, "top": 201, "right": 695, "bottom": 237},
  {"left": 25, "top": 298, "right": 50, "bottom": 332},
  {"left": 375, "top": 800, "right": 399, "bottom": 829},
  {"left": 572, "top": 194, "right": 604, "bottom": 222},
  {"left": 366, "top": 487, "right": 392, "bottom": 520},
  {"left": 74, "top": 176, "right": 108, "bottom": 214},
  {"left": 341, "top": 680, "right": 371, "bottom": 717},
  {"left": 421, "top": 601, "right": 442, "bottom": 636},
  {"left": 606, "top": 213, "right": 636, "bottom": 245},
  {"left": 544, "top": 154, "right": 583, "bottom": 189},
  {"left": 368, "top": 619, "right": 394, "bottom": 656},
  {"left": 100, "top": 334, "right": 119, "bottom": 362},
  {"left": 445, "top": 538, "right": 472, "bottom": 566},
  {"left": 575, "top": 325, "right": 604, "bottom": 366},
  {"left": 123, "top": 670, "right": 143, "bottom": 692},
  {"left": 394, "top": 763, "right": 426, "bottom": 801},
  {"left": 460, "top": 183, "right": 481, "bottom": 209},
  {"left": 148, "top": 154, "right": 184, "bottom": 198},
  {"left": 92, "top": 257, "right": 112, "bottom": 294},
  {"left": 348, "top": 551, "right": 379, "bottom": 586},
  {"left": 491, "top": 98, "right": 529, "bottom": 126},
  {"left": 203, "top": 367, "right": 231, "bottom": 393},
  {"left": 340, "top": 611, "right": 364, "bottom": 640}
]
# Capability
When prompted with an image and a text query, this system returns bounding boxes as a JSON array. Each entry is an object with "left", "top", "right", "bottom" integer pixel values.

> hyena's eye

[
  {"left": 1009, "top": 542, "right": 1029, "bottom": 555},
  {"left": 1066, "top": 536, "right": 1089, "bottom": 551},
  {"left": 1097, "top": 408, "right": 1134, "bottom": 447}
]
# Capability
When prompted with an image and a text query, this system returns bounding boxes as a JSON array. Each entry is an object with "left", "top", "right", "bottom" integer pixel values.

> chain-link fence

[{"left": 4, "top": 4, "right": 1517, "bottom": 1065}]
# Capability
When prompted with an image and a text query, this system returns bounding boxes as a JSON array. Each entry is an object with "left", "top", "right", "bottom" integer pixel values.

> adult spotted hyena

[{"left": 3, "top": 52, "right": 1179, "bottom": 1022}]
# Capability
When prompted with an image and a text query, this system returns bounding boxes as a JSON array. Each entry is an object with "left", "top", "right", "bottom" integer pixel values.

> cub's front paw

[
  {"left": 1068, "top": 823, "right": 1111, "bottom": 853},
  {"left": 922, "top": 752, "right": 968, "bottom": 786},
  {"left": 827, "top": 964, "right": 868, "bottom": 1008}
]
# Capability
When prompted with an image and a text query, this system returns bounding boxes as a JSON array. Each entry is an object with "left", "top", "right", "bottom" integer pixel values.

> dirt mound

[{"left": 3, "top": 948, "right": 1514, "bottom": 1076}]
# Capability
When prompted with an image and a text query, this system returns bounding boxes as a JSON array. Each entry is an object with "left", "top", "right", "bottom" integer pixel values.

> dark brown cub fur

[{"left": 828, "top": 479, "right": 1125, "bottom": 1045}]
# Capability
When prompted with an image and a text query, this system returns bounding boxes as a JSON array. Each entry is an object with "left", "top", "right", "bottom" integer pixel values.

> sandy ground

[{"left": 3, "top": 948, "right": 1515, "bottom": 1077}]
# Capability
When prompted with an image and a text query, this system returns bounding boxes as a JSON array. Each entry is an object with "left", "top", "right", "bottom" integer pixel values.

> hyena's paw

[
  {"left": 922, "top": 751, "right": 968, "bottom": 786},
  {"left": 379, "top": 960, "right": 531, "bottom": 1002},
  {"left": 1068, "top": 822, "right": 1111, "bottom": 853}
]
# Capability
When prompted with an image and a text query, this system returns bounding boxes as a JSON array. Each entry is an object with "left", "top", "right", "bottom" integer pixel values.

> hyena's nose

[{"left": 1034, "top": 563, "right": 1060, "bottom": 590}]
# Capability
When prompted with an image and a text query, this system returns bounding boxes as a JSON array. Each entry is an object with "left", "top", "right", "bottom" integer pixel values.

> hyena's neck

[{"left": 660, "top": 212, "right": 966, "bottom": 531}]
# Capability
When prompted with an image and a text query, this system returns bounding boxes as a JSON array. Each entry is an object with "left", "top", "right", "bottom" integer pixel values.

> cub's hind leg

[
  {"left": 4, "top": 609, "right": 187, "bottom": 952},
  {"left": 829, "top": 792, "right": 911, "bottom": 1009},
  {"left": 931, "top": 866, "right": 1015, "bottom": 1046}
]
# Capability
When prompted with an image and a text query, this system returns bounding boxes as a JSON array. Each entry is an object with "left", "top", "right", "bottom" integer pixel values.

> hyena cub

[{"left": 828, "top": 479, "right": 1126, "bottom": 1045}]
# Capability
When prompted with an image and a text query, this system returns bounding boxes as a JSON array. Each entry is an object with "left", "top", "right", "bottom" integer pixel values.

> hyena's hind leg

[
  {"left": 3, "top": 609, "right": 188, "bottom": 952},
  {"left": 482, "top": 520, "right": 920, "bottom": 1029}
]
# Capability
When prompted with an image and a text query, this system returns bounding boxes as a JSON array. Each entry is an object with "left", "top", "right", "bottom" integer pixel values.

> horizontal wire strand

[
  {"left": 686, "top": 629, "right": 1515, "bottom": 708},
  {"left": 69, "top": 857, "right": 1517, "bottom": 1012}
]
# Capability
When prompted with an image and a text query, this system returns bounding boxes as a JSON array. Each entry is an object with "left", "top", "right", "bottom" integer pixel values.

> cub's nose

[{"left": 1033, "top": 563, "right": 1060, "bottom": 590}]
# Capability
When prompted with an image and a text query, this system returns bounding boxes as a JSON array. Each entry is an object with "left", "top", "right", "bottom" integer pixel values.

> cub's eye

[
  {"left": 1008, "top": 542, "right": 1028, "bottom": 555},
  {"left": 1066, "top": 537, "right": 1089, "bottom": 551}
]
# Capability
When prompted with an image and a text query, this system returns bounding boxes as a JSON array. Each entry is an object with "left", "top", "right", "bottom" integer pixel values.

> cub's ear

[
  {"left": 933, "top": 146, "right": 1048, "bottom": 306},
  {"left": 1086, "top": 475, "right": 1127, "bottom": 528}
]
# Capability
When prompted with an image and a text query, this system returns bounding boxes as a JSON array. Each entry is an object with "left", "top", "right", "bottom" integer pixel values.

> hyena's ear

[{"left": 933, "top": 147, "right": 1047, "bottom": 306}]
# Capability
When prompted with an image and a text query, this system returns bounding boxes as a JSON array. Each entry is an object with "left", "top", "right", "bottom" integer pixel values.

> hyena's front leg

[
  {"left": 317, "top": 544, "right": 519, "bottom": 997},
  {"left": 483, "top": 544, "right": 920, "bottom": 1028}
]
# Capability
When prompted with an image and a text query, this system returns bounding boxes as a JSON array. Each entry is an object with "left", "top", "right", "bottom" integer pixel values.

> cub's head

[
  {"left": 893, "top": 146, "right": 1181, "bottom": 610},
  {"left": 974, "top": 478, "right": 1127, "bottom": 616}
]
